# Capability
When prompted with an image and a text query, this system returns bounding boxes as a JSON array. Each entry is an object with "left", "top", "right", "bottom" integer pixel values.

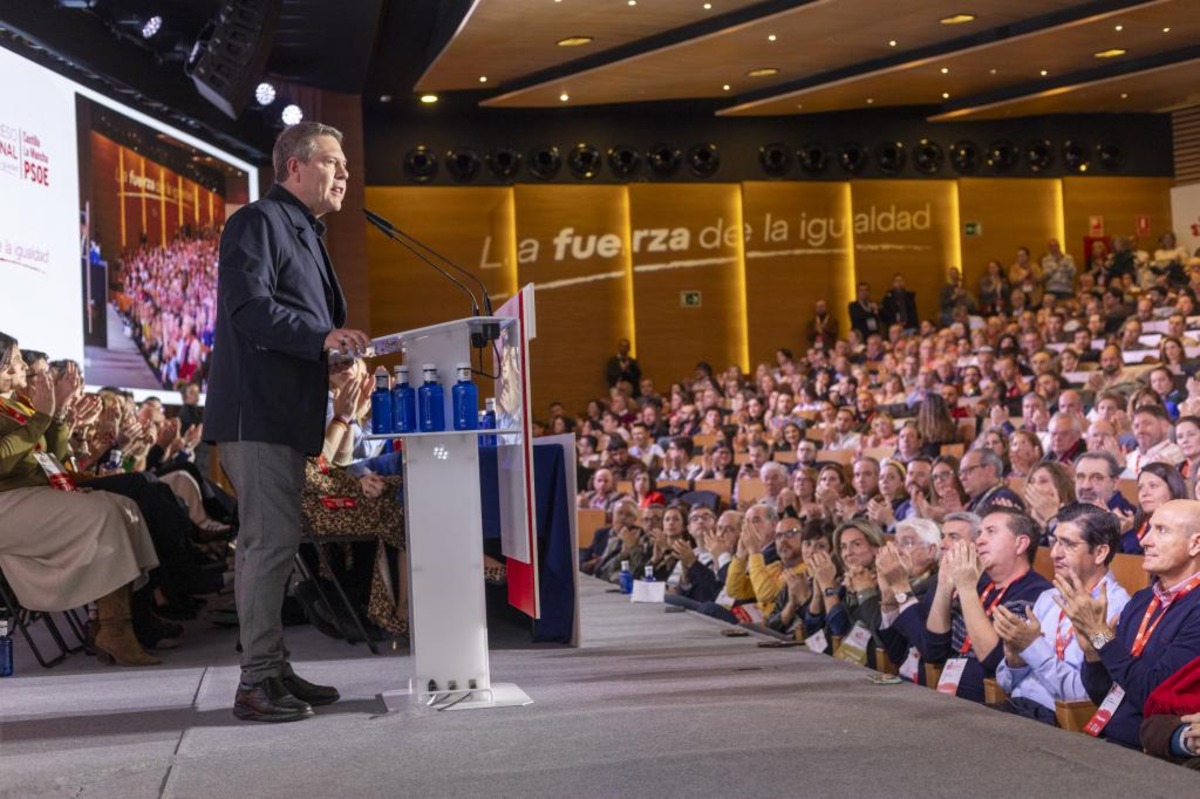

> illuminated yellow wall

[
  {"left": 741, "top": 181, "right": 854, "bottom": 362},
  {"left": 364, "top": 177, "right": 1172, "bottom": 414},
  {"left": 850, "top": 180, "right": 960, "bottom": 325},
  {"left": 957, "top": 178, "right": 1063, "bottom": 294},
  {"left": 629, "top": 183, "right": 746, "bottom": 385}
]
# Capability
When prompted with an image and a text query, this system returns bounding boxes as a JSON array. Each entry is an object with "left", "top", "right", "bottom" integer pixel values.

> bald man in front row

[{"left": 1057, "top": 500, "right": 1200, "bottom": 749}]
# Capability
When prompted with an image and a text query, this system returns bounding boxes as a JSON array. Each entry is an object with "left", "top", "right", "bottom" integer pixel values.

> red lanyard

[
  {"left": 1054, "top": 579, "right": 1105, "bottom": 659},
  {"left": 1135, "top": 519, "right": 1150, "bottom": 543},
  {"left": 959, "top": 578, "right": 1015, "bottom": 655},
  {"left": 0, "top": 397, "right": 32, "bottom": 425},
  {"left": 1131, "top": 572, "right": 1200, "bottom": 657}
]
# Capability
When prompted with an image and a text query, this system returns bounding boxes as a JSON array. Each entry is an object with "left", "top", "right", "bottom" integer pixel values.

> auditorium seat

[
  {"left": 862, "top": 446, "right": 896, "bottom": 461},
  {"left": 1118, "top": 479, "right": 1138, "bottom": 505},
  {"left": 576, "top": 508, "right": 606, "bottom": 549},
  {"left": 1109, "top": 553, "right": 1150, "bottom": 594},
  {"left": 1055, "top": 699, "right": 1099, "bottom": 732},
  {"left": 736, "top": 478, "right": 765, "bottom": 506},
  {"left": 691, "top": 479, "right": 732, "bottom": 507}
]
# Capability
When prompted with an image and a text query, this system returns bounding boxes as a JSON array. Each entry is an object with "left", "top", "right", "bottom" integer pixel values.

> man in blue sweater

[
  {"left": 1062, "top": 499, "right": 1200, "bottom": 748},
  {"left": 892, "top": 508, "right": 1051, "bottom": 703}
]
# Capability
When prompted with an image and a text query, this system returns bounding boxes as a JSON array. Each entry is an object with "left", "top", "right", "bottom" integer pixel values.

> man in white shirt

[
  {"left": 993, "top": 503, "right": 1131, "bottom": 724},
  {"left": 1125, "top": 405, "right": 1184, "bottom": 476},
  {"left": 823, "top": 406, "right": 862, "bottom": 451}
]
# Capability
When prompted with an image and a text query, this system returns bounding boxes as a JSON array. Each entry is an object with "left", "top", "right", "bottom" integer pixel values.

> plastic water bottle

[
  {"left": 370, "top": 366, "right": 392, "bottom": 434},
  {"left": 0, "top": 620, "right": 13, "bottom": 678},
  {"left": 618, "top": 560, "right": 633, "bottom": 594},
  {"left": 479, "top": 397, "right": 497, "bottom": 447},
  {"left": 643, "top": 565, "right": 655, "bottom": 582},
  {"left": 391, "top": 365, "right": 417, "bottom": 433},
  {"left": 452, "top": 362, "right": 479, "bottom": 431},
  {"left": 417, "top": 364, "right": 446, "bottom": 432}
]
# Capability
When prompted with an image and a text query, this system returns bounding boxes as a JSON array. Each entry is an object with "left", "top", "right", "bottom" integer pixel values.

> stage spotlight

[
  {"left": 687, "top": 143, "right": 720, "bottom": 177},
  {"left": 607, "top": 144, "right": 641, "bottom": 178},
  {"left": 445, "top": 148, "right": 481, "bottom": 182},
  {"left": 950, "top": 140, "right": 980, "bottom": 174},
  {"left": 913, "top": 139, "right": 944, "bottom": 174},
  {"left": 280, "top": 103, "right": 302, "bottom": 125},
  {"left": 646, "top": 143, "right": 682, "bottom": 176},
  {"left": 758, "top": 142, "right": 792, "bottom": 176},
  {"left": 142, "top": 15, "right": 163, "bottom": 39},
  {"left": 1063, "top": 140, "right": 1090, "bottom": 172},
  {"left": 797, "top": 143, "right": 830, "bottom": 174},
  {"left": 874, "top": 141, "right": 906, "bottom": 174},
  {"left": 404, "top": 145, "right": 439, "bottom": 182},
  {"left": 985, "top": 140, "right": 1018, "bottom": 172},
  {"left": 839, "top": 142, "right": 868, "bottom": 174},
  {"left": 528, "top": 145, "right": 562, "bottom": 180},
  {"left": 254, "top": 81, "right": 276, "bottom": 106},
  {"left": 1096, "top": 141, "right": 1124, "bottom": 170},
  {"left": 486, "top": 147, "right": 523, "bottom": 179},
  {"left": 1025, "top": 139, "right": 1054, "bottom": 172},
  {"left": 568, "top": 143, "right": 603, "bottom": 179}
]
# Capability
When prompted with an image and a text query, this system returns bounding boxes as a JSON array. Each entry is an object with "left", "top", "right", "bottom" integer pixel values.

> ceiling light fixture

[
  {"left": 559, "top": 92, "right": 570, "bottom": 102},
  {"left": 722, "top": 84, "right": 731, "bottom": 91},
  {"left": 746, "top": 67, "right": 779, "bottom": 77},
  {"left": 420, "top": 94, "right": 439, "bottom": 104},
  {"left": 942, "top": 92, "right": 950, "bottom": 99},
  {"left": 557, "top": 36, "right": 593, "bottom": 46},
  {"left": 1039, "top": 69, "right": 1048, "bottom": 76},
  {"left": 703, "top": 2, "right": 712, "bottom": 8},
  {"left": 940, "top": 67, "right": 949, "bottom": 74},
  {"left": 1120, "top": 92, "right": 1129, "bottom": 99},
  {"left": 479, "top": 76, "right": 488, "bottom": 83},
  {"left": 888, "top": 39, "right": 897, "bottom": 46},
  {"left": 141, "top": 15, "right": 162, "bottom": 39},
  {"left": 866, "top": 98, "right": 874, "bottom": 104},
  {"left": 1114, "top": 24, "right": 1123, "bottom": 31},
  {"left": 768, "top": 34, "right": 777, "bottom": 42},
  {"left": 1094, "top": 48, "right": 1126, "bottom": 59},
  {"left": 281, "top": 104, "right": 303, "bottom": 125},
  {"left": 989, "top": 68, "right": 998, "bottom": 75},
  {"left": 1163, "top": 27, "right": 1171, "bottom": 32},
  {"left": 627, "top": 0, "right": 636, "bottom": 5},
  {"left": 940, "top": 14, "right": 975, "bottom": 25},
  {"left": 254, "top": 81, "right": 276, "bottom": 105}
]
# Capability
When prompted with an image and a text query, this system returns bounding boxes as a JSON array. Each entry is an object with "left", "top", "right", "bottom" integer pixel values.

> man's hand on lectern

[{"left": 325, "top": 327, "right": 371, "bottom": 356}]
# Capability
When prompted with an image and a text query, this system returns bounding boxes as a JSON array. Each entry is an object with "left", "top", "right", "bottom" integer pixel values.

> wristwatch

[
  {"left": 893, "top": 591, "right": 910, "bottom": 605},
  {"left": 1090, "top": 630, "right": 1116, "bottom": 651},
  {"left": 823, "top": 586, "right": 839, "bottom": 598}
]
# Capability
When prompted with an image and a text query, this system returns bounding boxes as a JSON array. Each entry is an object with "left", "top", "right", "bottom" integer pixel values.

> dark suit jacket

[
  {"left": 205, "top": 185, "right": 347, "bottom": 456},
  {"left": 882, "top": 288, "right": 919, "bottom": 329}
]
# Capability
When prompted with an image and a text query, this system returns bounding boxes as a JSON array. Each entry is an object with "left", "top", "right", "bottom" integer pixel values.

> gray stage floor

[{"left": 1, "top": 579, "right": 1196, "bottom": 798}]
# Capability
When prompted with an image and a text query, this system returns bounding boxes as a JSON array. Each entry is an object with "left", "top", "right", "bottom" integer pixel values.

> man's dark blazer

[
  {"left": 205, "top": 185, "right": 347, "bottom": 456},
  {"left": 882, "top": 288, "right": 919, "bottom": 329}
]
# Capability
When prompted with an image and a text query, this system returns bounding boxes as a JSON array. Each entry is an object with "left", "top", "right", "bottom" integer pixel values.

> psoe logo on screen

[
  {"left": 0, "top": 122, "right": 18, "bottom": 179},
  {"left": 0, "top": 123, "right": 51, "bottom": 186}
]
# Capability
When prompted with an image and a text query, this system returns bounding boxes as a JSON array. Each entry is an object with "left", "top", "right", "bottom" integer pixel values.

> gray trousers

[{"left": 220, "top": 440, "right": 305, "bottom": 683}]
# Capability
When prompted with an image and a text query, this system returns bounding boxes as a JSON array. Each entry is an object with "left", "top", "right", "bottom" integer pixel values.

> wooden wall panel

[
  {"left": 957, "top": 178, "right": 1063, "bottom": 295},
  {"left": 628, "top": 183, "right": 745, "bottom": 386},
  {"left": 1062, "top": 177, "right": 1175, "bottom": 258},
  {"left": 741, "top": 181, "right": 853, "bottom": 365},
  {"left": 850, "top": 180, "right": 959, "bottom": 327},
  {"left": 514, "top": 185, "right": 632, "bottom": 416}
]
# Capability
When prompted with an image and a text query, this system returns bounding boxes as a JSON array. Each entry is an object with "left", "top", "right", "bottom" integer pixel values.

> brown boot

[{"left": 95, "top": 585, "right": 162, "bottom": 667}]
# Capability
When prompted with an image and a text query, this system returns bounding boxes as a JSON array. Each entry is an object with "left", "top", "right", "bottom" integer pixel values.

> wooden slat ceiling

[
  {"left": 722, "top": 0, "right": 1196, "bottom": 116},
  {"left": 416, "top": 0, "right": 1200, "bottom": 121},
  {"left": 415, "top": 0, "right": 765, "bottom": 91}
]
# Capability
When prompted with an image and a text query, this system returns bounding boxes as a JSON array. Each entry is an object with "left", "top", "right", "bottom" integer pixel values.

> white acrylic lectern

[{"left": 364, "top": 300, "right": 537, "bottom": 712}]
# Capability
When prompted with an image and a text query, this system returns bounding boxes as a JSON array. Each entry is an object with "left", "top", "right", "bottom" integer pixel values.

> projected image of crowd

[
  {"left": 110, "top": 227, "right": 220, "bottom": 392},
  {"left": 570, "top": 232, "right": 1200, "bottom": 768}
]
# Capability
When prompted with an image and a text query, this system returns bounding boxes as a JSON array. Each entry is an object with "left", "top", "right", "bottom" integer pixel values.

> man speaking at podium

[{"left": 206, "top": 121, "right": 372, "bottom": 723}]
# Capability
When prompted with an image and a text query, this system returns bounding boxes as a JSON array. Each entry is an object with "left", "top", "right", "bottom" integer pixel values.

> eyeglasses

[
  {"left": 958, "top": 464, "right": 987, "bottom": 477},
  {"left": 932, "top": 471, "right": 955, "bottom": 481},
  {"left": 775, "top": 528, "right": 803, "bottom": 540}
]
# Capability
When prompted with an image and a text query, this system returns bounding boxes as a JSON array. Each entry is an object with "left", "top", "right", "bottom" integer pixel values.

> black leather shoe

[
  {"left": 233, "top": 677, "right": 314, "bottom": 722},
  {"left": 281, "top": 672, "right": 341, "bottom": 706}
]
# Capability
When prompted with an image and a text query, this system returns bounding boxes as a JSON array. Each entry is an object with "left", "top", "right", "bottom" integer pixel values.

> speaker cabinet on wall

[
  {"left": 445, "top": 148, "right": 481, "bottom": 182},
  {"left": 688, "top": 143, "right": 720, "bottom": 177},
  {"left": 950, "top": 140, "right": 980, "bottom": 174},
  {"left": 528, "top": 145, "right": 562, "bottom": 180},
  {"left": 913, "top": 139, "right": 944, "bottom": 175},
  {"left": 1062, "top": 140, "right": 1090, "bottom": 173},
  {"left": 1096, "top": 141, "right": 1124, "bottom": 170},
  {"left": 759, "top": 142, "right": 792, "bottom": 176},
  {"left": 608, "top": 144, "right": 641, "bottom": 178},
  {"left": 798, "top": 143, "right": 830, "bottom": 175},
  {"left": 568, "top": 143, "right": 603, "bottom": 179},
  {"left": 647, "top": 143, "right": 682, "bottom": 176},
  {"left": 875, "top": 141, "right": 906, "bottom": 174},
  {"left": 486, "top": 147, "right": 522, "bottom": 179},
  {"left": 404, "top": 145, "right": 438, "bottom": 182},
  {"left": 188, "top": 0, "right": 282, "bottom": 119},
  {"left": 839, "top": 142, "right": 867, "bottom": 174},
  {"left": 986, "top": 140, "right": 1018, "bottom": 172},
  {"left": 1026, "top": 139, "right": 1054, "bottom": 173}
]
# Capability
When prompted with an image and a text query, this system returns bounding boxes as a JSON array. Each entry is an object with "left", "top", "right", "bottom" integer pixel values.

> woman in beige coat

[{"left": 0, "top": 331, "right": 160, "bottom": 666}]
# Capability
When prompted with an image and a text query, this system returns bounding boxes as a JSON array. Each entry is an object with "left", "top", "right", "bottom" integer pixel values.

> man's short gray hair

[
  {"left": 1074, "top": 449, "right": 1123, "bottom": 478},
  {"left": 896, "top": 517, "right": 942, "bottom": 548},
  {"left": 760, "top": 462, "right": 788, "bottom": 481},
  {"left": 942, "top": 511, "right": 982, "bottom": 539},
  {"left": 273, "top": 121, "right": 343, "bottom": 184},
  {"left": 973, "top": 447, "right": 1004, "bottom": 477}
]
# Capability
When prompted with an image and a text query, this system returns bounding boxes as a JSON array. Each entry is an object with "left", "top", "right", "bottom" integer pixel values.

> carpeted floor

[{"left": 1, "top": 579, "right": 1196, "bottom": 798}]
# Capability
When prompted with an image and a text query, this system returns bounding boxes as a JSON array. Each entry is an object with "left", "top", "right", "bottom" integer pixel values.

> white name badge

[
  {"left": 899, "top": 648, "right": 920, "bottom": 682},
  {"left": 937, "top": 657, "right": 969, "bottom": 696},
  {"left": 1084, "top": 684, "right": 1125, "bottom": 737},
  {"left": 805, "top": 629, "right": 828, "bottom": 654},
  {"left": 834, "top": 621, "right": 872, "bottom": 666},
  {"left": 631, "top": 580, "right": 666, "bottom": 603}
]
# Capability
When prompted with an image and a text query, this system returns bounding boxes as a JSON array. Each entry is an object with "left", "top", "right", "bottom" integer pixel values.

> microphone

[{"left": 363, "top": 208, "right": 495, "bottom": 316}]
